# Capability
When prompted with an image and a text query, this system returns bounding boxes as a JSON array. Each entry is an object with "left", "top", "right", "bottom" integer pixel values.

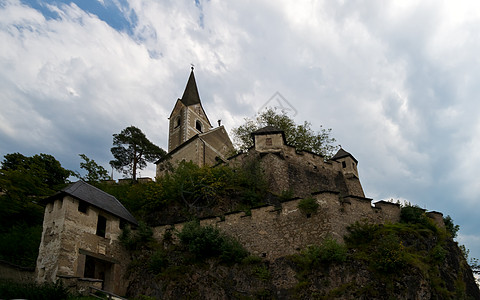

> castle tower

[
  {"left": 331, "top": 148, "right": 359, "bottom": 178},
  {"left": 35, "top": 181, "right": 137, "bottom": 295},
  {"left": 168, "top": 67, "right": 212, "bottom": 152}
]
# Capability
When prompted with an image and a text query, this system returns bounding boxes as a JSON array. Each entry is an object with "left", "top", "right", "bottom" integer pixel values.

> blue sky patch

[{"left": 21, "top": 0, "right": 138, "bottom": 35}]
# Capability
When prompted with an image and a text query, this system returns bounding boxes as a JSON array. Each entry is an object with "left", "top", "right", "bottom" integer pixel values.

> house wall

[{"left": 36, "top": 196, "right": 130, "bottom": 295}]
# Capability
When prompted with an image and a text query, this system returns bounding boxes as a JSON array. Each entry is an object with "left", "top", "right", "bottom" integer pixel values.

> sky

[{"left": 1, "top": 0, "right": 480, "bottom": 260}]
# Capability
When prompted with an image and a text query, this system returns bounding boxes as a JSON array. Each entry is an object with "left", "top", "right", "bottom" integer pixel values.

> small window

[
  {"left": 174, "top": 116, "right": 181, "bottom": 128},
  {"left": 196, "top": 120, "right": 202, "bottom": 132},
  {"left": 266, "top": 138, "right": 272, "bottom": 146},
  {"left": 78, "top": 201, "right": 88, "bottom": 213},
  {"left": 119, "top": 219, "right": 127, "bottom": 230},
  {"left": 342, "top": 161, "right": 346, "bottom": 168},
  {"left": 96, "top": 215, "right": 107, "bottom": 238}
]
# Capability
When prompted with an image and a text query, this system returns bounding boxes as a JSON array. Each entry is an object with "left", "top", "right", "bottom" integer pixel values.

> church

[{"left": 156, "top": 67, "right": 234, "bottom": 175}]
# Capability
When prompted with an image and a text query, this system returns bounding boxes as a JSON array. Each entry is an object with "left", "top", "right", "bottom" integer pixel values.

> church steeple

[{"left": 180, "top": 67, "right": 201, "bottom": 106}]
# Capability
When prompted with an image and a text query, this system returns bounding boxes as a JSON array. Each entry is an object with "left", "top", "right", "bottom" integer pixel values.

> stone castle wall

[{"left": 152, "top": 193, "right": 413, "bottom": 260}]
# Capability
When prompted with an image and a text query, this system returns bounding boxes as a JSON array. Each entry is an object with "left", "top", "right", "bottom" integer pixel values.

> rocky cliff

[{"left": 124, "top": 217, "right": 480, "bottom": 300}]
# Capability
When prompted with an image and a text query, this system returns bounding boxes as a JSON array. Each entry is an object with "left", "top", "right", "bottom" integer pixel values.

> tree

[
  {"left": 1, "top": 153, "right": 73, "bottom": 197},
  {"left": 110, "top": 126, "right": 166, "bottom": 181},
  {"left": 0, "top": 153, "right": 72, "bottom": 267},
  {"left": 232, "top": 108, "right": 338, "bottom": 158},
  {"left": 78, "top": 154, "right": 110, "bottom": 182}
]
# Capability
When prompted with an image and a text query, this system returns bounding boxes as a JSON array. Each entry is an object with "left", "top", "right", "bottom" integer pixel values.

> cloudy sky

[{"left": 1, "top": 0, "right": 480, "bottom": 259}]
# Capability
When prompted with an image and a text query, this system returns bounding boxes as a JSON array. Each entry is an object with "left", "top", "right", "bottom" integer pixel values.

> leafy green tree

[
  {"left": 110, "top": 126, "right": 166, "bottom": 181},
  {"left": 232, "top": 108, "right": 338, "bottom": 158},
  {"left": 0, "top": 153, "right": 72, "bottom": 267},
  {"left": 1, "top": 153, "right": 73, "bottom": 195},
  {"left": 77, "top": 154, "right": 110, "bottom": 182}
]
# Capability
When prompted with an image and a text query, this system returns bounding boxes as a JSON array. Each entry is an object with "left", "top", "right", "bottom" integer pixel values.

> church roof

[
  {"left": 331, "top": 148, "right": 358, "bottom": 164},
  {"left": 47, "top": 180, "right": 138, "bottom": 226},
  {"left": 180, "top": 68, "right": 201, "bottom": 106}
]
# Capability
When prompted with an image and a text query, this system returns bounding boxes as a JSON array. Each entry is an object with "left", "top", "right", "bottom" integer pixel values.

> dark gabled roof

[
  {"left": 331, "top": 148, "right": 358, "bottom": 164},
  {"left": 252, "top": 126, "right": 283, "bottom": 135},
  {"left": 180, "top": 68, "right": 201, "bottom": 106},
  {"left": 48, "top": 181, "right": 138, "bottom": 226}
]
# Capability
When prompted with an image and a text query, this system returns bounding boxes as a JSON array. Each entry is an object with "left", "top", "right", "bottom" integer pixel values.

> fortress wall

[{"left": 152, "top": 194, "right": 402, "bottom": 260}]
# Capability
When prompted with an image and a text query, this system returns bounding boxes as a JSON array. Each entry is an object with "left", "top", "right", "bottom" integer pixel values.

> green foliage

[
  {"left": 0, "top": 224, "right": 42, "bottom": 268},
  {"left": 152, "top": 160, "right": 267, "bottom": 213},
  {"left": 344, "top": 221, "right": 380, "bottom": 246},
  {"left": 148, "top": 249, "right": 168, "bottom": 274},
  {"left": 0, "top": 152, "right": 72, "bottom": 201},
  {"left": 242, "top": 255, "right": 263, "bottom": 265},
  {"left": 373, "top": 233, "right": 406, "bottom": 273},
  {"left": 177, "top": 221, "right": 248, "bottom": 263},
  {"left": 430, "top": 244, "right": 447, "bottom": 262},
  {"left": 252, "top": 264, "right": 271, "bottom": 281},
  {"left": 400, "top": 205, "right": 439, "bottom": 233},
  {"left": 110, "top": 126, "right": 166, "bottom": 181},
  {"left": 294, "top": 237, "right": 347, "bottom": 271},
  {"left": 443, "top": 215, "right": 460, "bottom": 238},
  {"left": 77, "top": 154, "right": 110, "bottom": 182},
  {"left": 0, "top": 152, "right": 72, "bottom": 267},
  {"left": 119, "top": 222, "right": 154, "bottom": 251},
  {"left": 232, "top": 108, "right": 338, "bottom": 157},
  {"left": 297, "top": 197, "right": 319, "bottom": 215},
  {"left": 400, "top": 205, "right": 426, "bottom": 224},
  {"left": 0, "top": 280, "right": 69, "bottom": 300}
]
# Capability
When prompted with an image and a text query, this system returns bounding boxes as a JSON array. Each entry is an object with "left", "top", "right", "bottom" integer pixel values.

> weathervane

[{"left": 191, "top": 63, "right": 194, "bottom": 71}]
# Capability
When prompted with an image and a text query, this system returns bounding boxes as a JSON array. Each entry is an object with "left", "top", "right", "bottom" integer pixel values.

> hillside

[{"left": 122, "top": 207, "right": 480, "bottom": 300}]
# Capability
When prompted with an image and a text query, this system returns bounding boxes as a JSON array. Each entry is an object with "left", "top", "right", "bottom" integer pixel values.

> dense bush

[
  {"left": 443, "top": 215, "right": 460, "bottom": 238},
  {"left": 373, "top": 233, "right": 406, "bottom": 273},
  {"left": 98, "top": 160, "right": 268, "bottom": 218},
  {"left": 0, "top": 224, "right": 42, "bottom": 268},
  {"left": 119, "top": 222, "right": 154, "bottom": 251},
  {"left": 177, "top": 221, "right": 248, "bottom": 263},
  {"left": 344, "top": 221, "right": 379, "bottom": 246},
  {"left": 0, "top": 280, "right": 69, "bottom": 300},
  {"left": 148, "top": 249, "right": 168, "bottom": 274},
  {"left": 297, "top": 197, "right": 319, "bottom": 215},
  {"left": 294, "top": 237, "right": 348, "bottom": 271},
  {"left": 400, "top": 205, "right": 426, "bottom": 224}
]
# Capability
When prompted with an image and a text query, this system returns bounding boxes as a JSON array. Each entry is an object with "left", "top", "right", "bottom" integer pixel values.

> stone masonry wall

[
  {"left": 36, "top": 196, "right": 131, "bottom": 295},
  {"left": 153, "top": 193, "right": 404, "bottom": 260}
]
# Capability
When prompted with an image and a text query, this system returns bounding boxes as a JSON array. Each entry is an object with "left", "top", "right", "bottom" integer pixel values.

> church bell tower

[{"left": 168, "top": 67, "right": 212, "bottom": 152}]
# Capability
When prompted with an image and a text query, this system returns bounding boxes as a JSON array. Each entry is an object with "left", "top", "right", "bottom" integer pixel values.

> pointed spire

[{"left": 180, "top": 67, "right": 201, "bottom": 106}]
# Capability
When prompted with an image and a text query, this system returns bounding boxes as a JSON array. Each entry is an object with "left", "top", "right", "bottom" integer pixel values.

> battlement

[{"left": 155, "top": 193, "right": 439, "bottom": 260}]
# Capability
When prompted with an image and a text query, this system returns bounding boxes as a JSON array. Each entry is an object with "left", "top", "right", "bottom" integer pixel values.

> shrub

[
  {"left": 294, "top": 237, "right": 347, "bottom": 270},
  {"left": 148, "top": 249, "right": 168, "bottom": 274},
  {"left": 344, "top": 221, "right": 379, "bottom": 246},
  {"left": 297, "top": 197, "right": 319, "bottom": 215},
  {"left": 400, "top": 205, "right": 425, "bottom": 224},
  {"left": 177, "top": 221, "right": 248, "bottom": 263},
  {"left": 0, "top": 280, "right": 69, "bottom": 300},
  {"left": 120, "top": 222, "right": 154, "bottom": 251},
  {"left": 372, "top": 233, "right": 406, "bottom": 273},
  {"left": 443, "top": 215, "right": 460, "bottom": 238},
  {"left": 0, "top": 224, "right": 42, "bottom": 268},
  {"left": 253, "top": 264, "right": 271, "bottom": 281},
  {"left": 430, "top": 244, "right": 447, "bottom": 262}
]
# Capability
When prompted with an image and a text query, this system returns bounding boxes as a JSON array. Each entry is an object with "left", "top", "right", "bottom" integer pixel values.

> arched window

[{"left": 196, "top": 120, "right": 202, "bottom": 132}]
